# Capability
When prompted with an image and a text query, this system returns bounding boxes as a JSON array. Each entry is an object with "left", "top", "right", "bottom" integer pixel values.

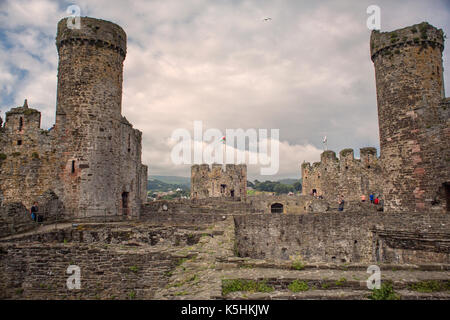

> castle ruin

[
  {"left": 0, "top": 17, "right": 148, "bottom": 218},
  {"left": 0, "top": 17, "right": 449, "bottom": 301},
  {"left": 301, "top": 22, "right": 450, "bottom": 213},
  {"left": 191, "top": 164, "right": 247, "bottom": 201},
  {"left": 301, "top": 147, "right": 383, "bottom": 202},
  {"left": 371, "top": 22, "right": 450, "bottom": 213}
]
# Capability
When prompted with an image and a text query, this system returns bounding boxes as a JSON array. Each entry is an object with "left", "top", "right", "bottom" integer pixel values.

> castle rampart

[
  {"left": 191, "top": 164, "right": 247, "bottom": 201},
  {"left": 301, "top": 148, "right": 383, "bottom": 202}
]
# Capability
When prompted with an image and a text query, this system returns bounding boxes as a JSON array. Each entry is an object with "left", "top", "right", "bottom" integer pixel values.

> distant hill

[
  {"left": 147, "top": 178, "right": 189, "bottom": 192},
  {"left": 148, "top": 175, "right": 190, "bottom": 186},
  {"left": 277, "top": 178, "right": 300, "bottom": 185}
]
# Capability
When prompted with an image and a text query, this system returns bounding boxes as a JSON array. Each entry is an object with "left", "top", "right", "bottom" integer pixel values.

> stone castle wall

[
  {"left": 301, "top": 148, "right": 383, "bottom": 203},
  {"left": 371, "top": 22, "right": 449, "bottom": 213},
  {"left": 0, "top": 101, "right": 59, "bottom": 209},
  {"left": 0, "top": 17, "right": 148, "bottom": 218},
  {"left": 235, "top": 211, "right": 450, "bottom": 264},
  {"left": 191, "top": 164, "right": 247, "bottom": 201}
]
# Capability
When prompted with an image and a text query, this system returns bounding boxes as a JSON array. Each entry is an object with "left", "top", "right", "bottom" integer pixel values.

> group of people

[
  {"left": 361, "top": 193, "right": 382, "bottom": 204},
  {"left": 361, "top": 193, "right": 384, "bottom": 211},
  {"left": 337, "top": 193, "right": 384, "bottom": 212}
]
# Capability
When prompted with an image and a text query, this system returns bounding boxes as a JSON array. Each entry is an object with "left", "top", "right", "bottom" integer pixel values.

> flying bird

[{"left": 263, "top": 17, "right": 272, "bottom": 21}]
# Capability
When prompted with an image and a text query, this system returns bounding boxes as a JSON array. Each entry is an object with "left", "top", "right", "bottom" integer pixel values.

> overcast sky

[{"left": 1, "top": 0, "right": 449, "bottom": 180}]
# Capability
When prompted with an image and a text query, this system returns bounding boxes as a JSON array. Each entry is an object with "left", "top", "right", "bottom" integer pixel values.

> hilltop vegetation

[
  {"left": 147, "top": 176, "right": 302, "bottom": 198},
  {"left": 248, "top": 179, "right": 302, "bottom": 195}
]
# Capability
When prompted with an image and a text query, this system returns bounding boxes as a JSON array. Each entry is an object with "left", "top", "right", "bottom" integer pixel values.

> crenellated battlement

[
  {"left": 370, "top": 22, "right": 444, "bottom": 61},
  {"left": 191, "top": 164, "right": 247, "bottom": 200},
  {"left": 56, "top": 17, "right": 127, "bottom": 57},
  {"left": 192, "top": 163, "right": 246, "bottom": 174},
  {"left": 302, "top": 148, "right": 380, "bottom": 171},
  {"left": 301, "top": 148, "right": 382, "bottom": 202}
]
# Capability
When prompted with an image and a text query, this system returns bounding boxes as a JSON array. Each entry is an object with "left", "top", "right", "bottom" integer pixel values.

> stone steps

[
  {"left": 220, "top": 257, "right": 450, "bottom": 271},
  {"left": 221, "top": 288, "right": 450, "bottom": 300}
]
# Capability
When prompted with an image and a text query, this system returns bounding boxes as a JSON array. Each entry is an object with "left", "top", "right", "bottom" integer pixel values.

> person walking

[{"left": 369, "top": 193, "right": 374, "bottom": 203}]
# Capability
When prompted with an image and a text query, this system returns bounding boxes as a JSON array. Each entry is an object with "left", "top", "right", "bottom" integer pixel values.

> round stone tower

[
  {"left": 55, "top": 17, "right": 127, "bottom": 217},
  {"left": 371, "top": 22, "right": 446, "bottom": 212}
]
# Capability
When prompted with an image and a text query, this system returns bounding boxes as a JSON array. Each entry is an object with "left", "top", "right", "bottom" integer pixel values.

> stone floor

[{"left": 153, "top": 216, "right": 450, "bottom": 300}]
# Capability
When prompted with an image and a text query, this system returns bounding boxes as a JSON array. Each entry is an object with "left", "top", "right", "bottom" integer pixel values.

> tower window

[
  {"left": 19, "top": 117, "right": 23, "bottom": 131},
  {"left": 17, "top": 140, "right": 22, "bottom": 146},
  {"left": 71, "top": 160, "right": 75, "bottom": 173}
]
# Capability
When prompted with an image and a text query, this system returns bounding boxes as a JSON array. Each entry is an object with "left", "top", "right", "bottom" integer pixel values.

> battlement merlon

[
  {"left": 370, "top": 22, "right": 445, "bottom": 61},
  {"left": 193, "top": 163, "right": 247, "bottom": 174},
  {"left": 302, "top": 147, "right": 379, "bottom": 173},
  {"left": 56, "top": 17, "right": 127, "bottom": 58},
  {"left": 4, "top": 100, "right": 41, "bottom": 131}
]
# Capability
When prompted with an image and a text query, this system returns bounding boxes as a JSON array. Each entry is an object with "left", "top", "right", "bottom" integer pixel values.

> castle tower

[
  {"left": 191, "top": 164, "right": 247, "bottom": 200},
  {"left": 55, "top": 17, "right": 127, "bottom": 216},
  {"left": 371, "top": 22, "right": 448, "bottom": 212}
]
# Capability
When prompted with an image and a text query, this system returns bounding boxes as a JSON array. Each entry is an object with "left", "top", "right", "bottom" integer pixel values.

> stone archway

[
  {"left": 122, "top": 192, "right": 129, "bottom": 216},
  {"left": 445, "top": 182, "right": 450, "bottom": 212},
  {"left": 271, "top": 203, "right": 283, "bottom": 213}
]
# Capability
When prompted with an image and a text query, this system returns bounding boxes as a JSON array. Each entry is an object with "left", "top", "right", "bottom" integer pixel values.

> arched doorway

[
  {"left": 122, "top": 192, "right": 129, "bottom": 216},
  {"left": 445, "top": 182, "right": 450, "bottom": 212},
  {"left": 271, "top": 203, "right": 283, "bottom": 213}
]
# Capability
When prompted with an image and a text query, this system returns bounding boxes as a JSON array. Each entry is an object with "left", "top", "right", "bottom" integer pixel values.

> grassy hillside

[
  {"left": 149, "top": 175, "right": 190, "bottom": 186},
  {"left": 147, "top": 179, "right": 189, "bottom": 192}
]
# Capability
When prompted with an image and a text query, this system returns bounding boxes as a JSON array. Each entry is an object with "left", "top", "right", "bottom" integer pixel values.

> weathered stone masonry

[
  {"left": 301, "top": 147, "right": 383, "bottom": 203},
  {"left": 191, "top": 164, "right": 247, "bottom": 201},
  {"left": 234, "top": 212, "right": 450, "bottom": 264},
  {"left": 371, "top": 22, "right": 450, "bottom": 213},
  {"left": 0, "top": 17, "right": 148, "bottom": 218}
]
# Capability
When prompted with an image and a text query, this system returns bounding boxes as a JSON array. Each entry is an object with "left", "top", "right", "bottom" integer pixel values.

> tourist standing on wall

[
  {"left": 338, "top": 196, "right": 345, "bottom": 211},
  {"left": 30, "top": 202, "right": 38, "bottom": 222},
  {"left": 377, "top": 198, "right": 384, "bottom": 212},
  {"left": 369, "top": 193, "right": 374, "bottom": 203}
]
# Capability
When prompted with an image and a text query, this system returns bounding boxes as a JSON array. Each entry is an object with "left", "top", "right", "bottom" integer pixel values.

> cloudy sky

[{"left": 1, "top": 0, "right": 449, "bottom": 180}]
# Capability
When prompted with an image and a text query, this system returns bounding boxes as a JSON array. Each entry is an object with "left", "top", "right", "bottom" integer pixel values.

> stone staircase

[{"left": 215, "top": 266, "right": 450, "bottom": 300}]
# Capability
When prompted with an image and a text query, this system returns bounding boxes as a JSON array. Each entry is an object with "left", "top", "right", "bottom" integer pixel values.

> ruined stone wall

[
  {"left": 0, "top": 222, "right": 210, "bottom": 299},
  {"left": 119, "top": 118, "right": 148, "bottom": 218},
  {"left": 142, "top": 198, "right": 259, "bottom": 216},
  {"left": 371, "top": 22, "right": 449, "bottom": 213},
  {"left": 234, "top": 211, "right": 450, "bottom": 264},
  {"left": 0, "top": 102, "right": 60, "bottom": 210},
  {"left": 191, "top": 164, "right": 247, "bottom": 201},
  {"left": 246, "top": 194, "right": 319, "bottom": 214},
  {"left": 301, "top": 148, "right": 383, "bottom": 203}
]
